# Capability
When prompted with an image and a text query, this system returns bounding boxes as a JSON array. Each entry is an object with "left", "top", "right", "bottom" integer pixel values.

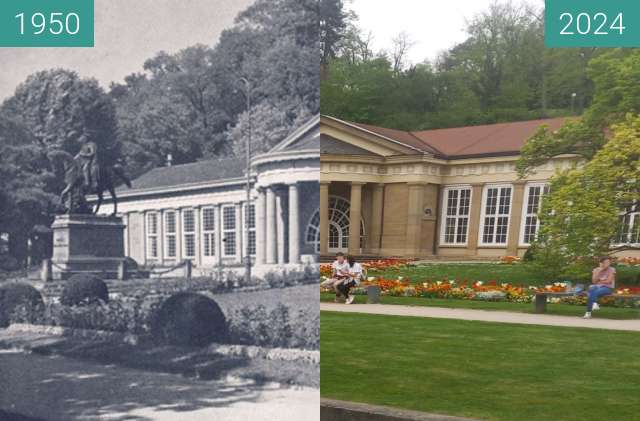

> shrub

[
  {"left": 0, "top": 283, "right": 44, "bottom": 327},
  {"left": 60, "top": 274, "right": 109, "bottom": 306},
  {"left": 152, "top": 292, "right": 228, "bottom": 347},
  {"left": 227, "top": 304, "right": 319, "bottom": 350},
  {"left": 0, "top": 254, "right": 20, "bottom": 272}
]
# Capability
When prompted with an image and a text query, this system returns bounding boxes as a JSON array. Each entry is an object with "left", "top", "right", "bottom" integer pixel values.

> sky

[
  {"left": 0, "top": 0, "right": 254, "bottom": 100},
  {"left": 349, "top": 0, "right": 542, "bottom": 65}
]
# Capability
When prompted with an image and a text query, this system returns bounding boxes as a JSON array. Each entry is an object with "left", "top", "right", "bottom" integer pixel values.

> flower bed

[
  {"left": 320, "top": 258, "right": 413, "bottom": 277},
  {"left": 320, "top": 272, "right": 640, "bottom": 308}
]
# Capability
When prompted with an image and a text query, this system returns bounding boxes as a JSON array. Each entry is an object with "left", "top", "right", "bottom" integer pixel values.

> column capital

[
  {"left": 320, "top": 180, "right": 332, "bottom": 186},
  {"left": 512, "top": 180, "right": 527, "bottom": 187},
  {"left": 350, "top": 181, "right": 367, "bottom": 186},
  {"left": 470, "top": 182, "right": 485, "bottom": 188},
  {"left": 285, "top": 181, "right": 300, "bottom": 187}
]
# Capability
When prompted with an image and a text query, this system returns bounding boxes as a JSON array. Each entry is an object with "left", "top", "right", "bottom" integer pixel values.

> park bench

[{"left": 534, "top": 291, "right": 640, "bottom": 313}]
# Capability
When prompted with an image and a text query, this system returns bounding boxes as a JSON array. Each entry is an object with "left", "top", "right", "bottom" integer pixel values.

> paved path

[
  {"left": 321, "top": 303, "right": 640, "bottom": 331},
  {"left": 0, "top": 350, "right": 318, "bottom": 421}
]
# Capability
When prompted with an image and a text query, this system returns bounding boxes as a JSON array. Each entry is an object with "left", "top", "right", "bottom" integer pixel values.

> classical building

[
  {"left": 94, "top": 116, "right": 319, "bottom": 274},
  {"left": 320, "top": 115, "right": 639, "bottom": 259}
]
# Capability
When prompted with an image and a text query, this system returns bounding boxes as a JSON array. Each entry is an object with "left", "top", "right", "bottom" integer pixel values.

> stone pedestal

[{"left": 51, "top": 214, "right": 126, "bottom": 280}]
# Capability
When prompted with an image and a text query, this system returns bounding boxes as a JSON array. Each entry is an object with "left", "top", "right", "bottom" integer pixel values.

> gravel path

[
  {"left": 320, "top": 303, "right": 640, "bottom": 331},
  {"left": 0, "top": 350, "right": 318, "bottom": 421}
]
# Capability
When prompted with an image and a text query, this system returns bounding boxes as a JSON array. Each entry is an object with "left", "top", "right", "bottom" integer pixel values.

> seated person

[
  {"left": 583, "top": 256, "right": 616, "bottom": 319},
  {"left": 320, "top": 252, "right": 350, "bottom": 301},
  {"left": 337, "top": 255, "right": 363, "bottom": 305}
]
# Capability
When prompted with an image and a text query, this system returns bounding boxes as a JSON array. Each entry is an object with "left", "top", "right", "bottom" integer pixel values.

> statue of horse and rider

[{"left": 48, "top": 142, "right": 132, "bottom": 216}]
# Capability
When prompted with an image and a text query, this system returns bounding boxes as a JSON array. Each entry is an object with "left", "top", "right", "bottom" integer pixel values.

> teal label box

[
  {"left": 545, "top": 0, "right": 640, "bottom": 47},
  {"left": 0, "top": 0, "right": 94, "bottom": 47}
]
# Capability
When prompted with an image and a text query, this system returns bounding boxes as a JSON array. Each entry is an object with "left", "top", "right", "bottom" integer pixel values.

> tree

[
  {"left": 529, "top": 114, "right": 640, "bottom": 280},
  {"left": 517, "top": 49, "right": 640, "bottom": 177},
  {"left": 320, "top": 0, "right": 350, "bottom": 66},
  {"left": 2, "top": 69, "right": 120, "bottom": 169}
]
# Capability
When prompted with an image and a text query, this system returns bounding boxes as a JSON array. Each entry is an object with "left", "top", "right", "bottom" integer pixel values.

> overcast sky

[
  {"left": 349, "top": 0, "right": 542, "bottom": 64},
  {"left": 0, "top": 0, "right": 254, "bottom": 100}
]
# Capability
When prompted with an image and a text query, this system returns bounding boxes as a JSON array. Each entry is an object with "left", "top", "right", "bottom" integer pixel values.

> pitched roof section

[
  {"left": 320, "top": 134, "right": 379, "bottom": 156},
  {"left": 269, "top": 115, "right": 319, "bottom": 153},
  {"left": 338, "top": 117, "right": 567, "bottom": 159},
  {"left": 124, "top": 157, "right": 245, "bottom": 193}
]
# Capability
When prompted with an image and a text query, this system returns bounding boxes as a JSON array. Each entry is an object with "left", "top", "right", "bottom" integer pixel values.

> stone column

[
  {"left": 235, "top": 202, "right": 243, "bottom": 264},
  {"left": 405, "top": 182, "right": 426, "bottom": 256},
  {"left": 266, "top": 187, "right": 277, "bottom": 264},
  {"left": 319, "top": 181, "right": 330, "bottom": 255},
  {"left": 288, "top": 183, "right": 300, "bottom": 264},
  {"left": 348, "top": 182, "right": 364, "bottom": 255},
  {"left": 276, "top": 187, "right": 287, "bottom": 264},
  {"left": 506, "top": 181, "right": 526, "bottom": 256},
  {"left": 255, "top": 188, "right": 267, "bottom": 265},
  {"left": 215, "top": 205, "right": 222, "bottom": 266},
  {"left": 122, "top": 213, "right": 130, "bottom": 257},
  {"left": 466, "top": 184, "right": 485, "bottom": 256},
  {"left": 369, "top": 184, "right": 384, "bottom": 254}
]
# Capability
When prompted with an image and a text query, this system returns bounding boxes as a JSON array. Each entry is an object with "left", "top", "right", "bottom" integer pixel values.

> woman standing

[{"left": 584, "top": 256, "right": 616, "bottom": 319}]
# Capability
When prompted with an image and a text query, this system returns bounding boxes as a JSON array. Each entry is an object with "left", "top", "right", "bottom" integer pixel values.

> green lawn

[
  {"left": 369, "top": 263, "right": 640, "bottom": 287},
  {"left": 320, "top": 293, "right": 640, "bottom": 319},
  {"left": 321, "top": 311, "right": 640, "bottom": 421}
]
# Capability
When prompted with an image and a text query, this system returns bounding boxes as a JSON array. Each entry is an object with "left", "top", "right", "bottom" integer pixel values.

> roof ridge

[{"left": 406, "top": 130, "right": 445, "bottom": 157}]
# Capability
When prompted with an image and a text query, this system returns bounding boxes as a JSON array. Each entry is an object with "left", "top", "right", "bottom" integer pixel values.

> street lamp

[
  {"left": 239, "top": 77, "right": 252, "bottom": 284},
  {"left": 571, "top": 92, "right": 577, "bottom": 115}
]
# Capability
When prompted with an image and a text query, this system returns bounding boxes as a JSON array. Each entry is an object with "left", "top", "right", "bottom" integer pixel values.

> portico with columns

[{"left": 320, "top": 115, "right": 585, "bottom": 260}]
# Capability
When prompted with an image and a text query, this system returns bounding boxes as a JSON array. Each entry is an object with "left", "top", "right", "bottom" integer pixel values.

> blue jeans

[{"left": 587, "top": 285, "right": 612, "bottom": 312}]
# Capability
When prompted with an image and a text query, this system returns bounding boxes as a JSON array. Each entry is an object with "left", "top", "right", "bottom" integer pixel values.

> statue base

[{"left": 51, "top": 214, "right": 126, "bottom": 280}]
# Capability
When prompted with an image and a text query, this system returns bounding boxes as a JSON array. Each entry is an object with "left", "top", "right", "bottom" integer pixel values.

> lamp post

[
  {"left": 571, "top": 92, "right": 577, "bottom": 115},
  {"left": 239, "top": 77, "right": 252, "bottom": 284}
]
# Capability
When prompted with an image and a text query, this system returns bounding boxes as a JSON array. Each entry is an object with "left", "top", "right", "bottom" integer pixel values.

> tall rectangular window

[
  {"left": 441, "top": 186, "right": 472, "bottom": 245},
  {"left": 146, "top": 212, "right": 158, "bottom": 258},
  {"left": 616, "top": 203, "right": 640, "bottom": 246},
  {"left": 481, "top": 185, "right": 512, "bottom": 245},
  {"left": 244, "top": 203, "right": 256, "bottom": 256},
  {"left": 182, "top": 209, "right": 196, "bottom": 258},
  {"left": 164, "top": 211, "right": 177, "bottom": 258},
  {"left": 520, "top": 184, "right": 550, "bottom": 245},
  {"left": 201, "top": 207, "right": 216, "bottom": 257},
  {"left": 222, "top": 205, "right": 236, "bottom": 257}
]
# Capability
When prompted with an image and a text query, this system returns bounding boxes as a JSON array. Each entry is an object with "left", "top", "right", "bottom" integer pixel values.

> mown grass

[
  {"left": 320, "top": 292, "right": 640, "bottom": 319},
  {"left": 321, "top": 311, "right": 640, "bottom": 421}
]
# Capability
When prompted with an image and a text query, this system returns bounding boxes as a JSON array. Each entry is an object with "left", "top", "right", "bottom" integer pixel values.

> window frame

[
  {"left": 181, "top": 208, "right": 196, "bottom": 259},
  {"left": 519, "top": 183, "right": 550, "bottom": 247},
  {"left": 163, "top": 210, "right": 177, "bottom": 259},
  {"left": 478, "top": 184, "right": 513, "bottom": 246},
  {"left": 244, "top": 203, "right": 256, "bottom": 256},
  {"left": 222, "top": 205, "right": 237, "bottom": 257},
  {"left": 439, "top": 185, "right": 473, "bottom": 246},
  {"left": 146, "top": 211, "right": 159, "bottom": 259},
  {"left": 613, "top": 203, "right": 640, "bottom": 247},
  {"left": 201, "top": 206, "right": 216, "bottom": 258}
]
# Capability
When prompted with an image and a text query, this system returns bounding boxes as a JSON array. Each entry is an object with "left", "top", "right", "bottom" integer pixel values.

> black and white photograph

[{"left": 0, "top": 0, "right": 320, "bottom": 420}]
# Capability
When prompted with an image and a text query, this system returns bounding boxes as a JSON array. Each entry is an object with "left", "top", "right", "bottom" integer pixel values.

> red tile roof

[{"left": 343, "top": 117, "right": 568, "bottom": 159}]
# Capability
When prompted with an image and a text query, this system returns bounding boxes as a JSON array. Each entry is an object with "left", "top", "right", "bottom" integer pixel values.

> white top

[
  {"left": 348, "top": 262, "right": 363, "bottom": 285},
  {"left": 331, "top": 260, "right": 350, "bottom": 277}
]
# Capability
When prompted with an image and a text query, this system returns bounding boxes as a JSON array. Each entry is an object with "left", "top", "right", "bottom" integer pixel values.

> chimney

[{"left": 166, "top": 153, "right": 173, "bottom": 167}]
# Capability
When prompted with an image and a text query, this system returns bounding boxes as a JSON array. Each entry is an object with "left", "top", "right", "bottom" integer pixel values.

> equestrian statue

[{"left": 48, "top": 142, "right": 132, "bottom": 216}]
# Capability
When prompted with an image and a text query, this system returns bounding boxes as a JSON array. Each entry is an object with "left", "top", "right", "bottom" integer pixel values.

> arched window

[
  {"left": 306, "top": 196, "right": 365, "bottom": 253},
  {"left": 306, "top": 211, "right": 320, "bottom": 252}
]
